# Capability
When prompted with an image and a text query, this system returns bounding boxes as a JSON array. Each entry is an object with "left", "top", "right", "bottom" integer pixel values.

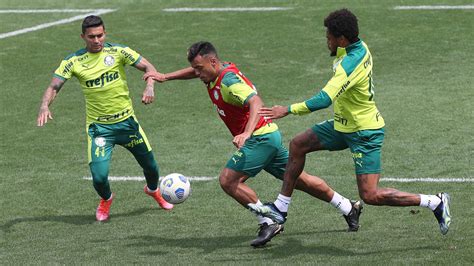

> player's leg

[
  {"left": 349, "top": 128, "right": 421, "bottom": 206},
  {"left": 258, "top": 122, "right": 362, "bottom": 230},
  {"left": 121, "top": 117, "right": 172, "bottom": 210},
  {"left": 356, "top": 173, "right": 422, "bottom": 206},
  {"left": 222, "top": 133, "right": 283, "bottom": 247},
  {"left": 294, "top": 171, "right": 363, "bottom": 231},
  {"left": 88, "top": 123, "right": 115, "bottom": 221},
  {"left": 356, "top": 173, "right": 451, "bottom": 234},
  {"left": 350, "top": 128, "right": 451, "bottom": 234},
  {"left": 219, "top": 168, "right": 256, "bottom": 206},
  {"left": 220, "top": 168, "right": 283, "bottom": 248},
  {"left": 248, "top": 129, "right": 322, "bottom": 222},
  {"left": 295, "top": 171, "right": 333, "bottom": 201}
]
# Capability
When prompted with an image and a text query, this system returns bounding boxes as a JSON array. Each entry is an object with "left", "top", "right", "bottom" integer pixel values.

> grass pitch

[{"left": 1, "top": 0, "right": 473, "bottom": 264}]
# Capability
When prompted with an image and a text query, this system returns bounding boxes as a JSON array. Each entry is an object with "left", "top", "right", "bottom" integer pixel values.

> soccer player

[
  {"left": 36, "top": 15, "right": 173, "bottom": 222},
  {"left": 250, "top": 9, "right": 452, "bottom": 235},
  {"left": 143, "top": 41, "right": 363, "bottom": 247}
]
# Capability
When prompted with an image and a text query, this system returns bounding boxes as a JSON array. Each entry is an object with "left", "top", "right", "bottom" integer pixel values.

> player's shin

[
  {"left": 90, "top": 161, "right": 112, "bottom": 200},
  {"left": 136, "top": 152, "right": 159, "bottom": 191}
]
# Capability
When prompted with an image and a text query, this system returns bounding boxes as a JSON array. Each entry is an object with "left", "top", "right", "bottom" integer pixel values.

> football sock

[
  {"left": 274, "top": 194, "right": 291, "bottom": 213},
  {"left": 419, "top": 194, "right": 441, "bottom": 211},
  {"left": 256, "top": 200, "right": 274, "bottom": 225},
  {"left": 329, "top": 192, "right": 352, "bottom": 215},
  {"left": 138, "top": 152, "right": 159, "bottom": 191}
]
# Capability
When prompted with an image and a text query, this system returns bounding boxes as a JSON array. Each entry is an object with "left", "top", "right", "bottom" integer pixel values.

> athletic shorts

[
  {"left": 225, "top": 130, "right": 289, "bottom": 179},
  {"left": 311, "top": 120, "right": 384, "bottom": 174},
  {"left": 87, "top": 116, "right": 153, "bottom": 163}
]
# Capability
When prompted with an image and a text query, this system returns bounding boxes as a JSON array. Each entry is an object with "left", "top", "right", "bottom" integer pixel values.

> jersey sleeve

[
  {"left": 289, "top": 90, "right": 332, "bottom": 115},
  {"left": 222, "top": 72, "right": 256, "bottom": 106},
  {"left": 53, "top": 58, "right": 75, "bottom": 80},
  {"left": 119, "top": 46, "right": 142, "bottom": 66}
]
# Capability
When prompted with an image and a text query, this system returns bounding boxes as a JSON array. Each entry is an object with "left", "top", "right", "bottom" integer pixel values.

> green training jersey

[
  {"left": 54, "top": 42, "right": 142, "bottom": 125},
  {"left": 323, "top": 40, "right": 384, "bottom": 132},
  {"left": 290, "top": 40, "right": 384, "bottom": 133}
]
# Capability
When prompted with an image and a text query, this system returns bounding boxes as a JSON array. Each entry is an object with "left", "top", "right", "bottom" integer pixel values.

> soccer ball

[{"left": 159, "top": 173, "right": 191, "bottom": 204}]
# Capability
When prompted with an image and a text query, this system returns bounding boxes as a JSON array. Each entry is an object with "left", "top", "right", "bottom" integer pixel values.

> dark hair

[
  {"left": 324, "top": 9, "right": 359, "bottom": 43},
  {"left": 82, "top": 15, "right": 104, "bottom": 34},
  {"left": 187, "top": 41, "right": 218, "bottom": 62}
]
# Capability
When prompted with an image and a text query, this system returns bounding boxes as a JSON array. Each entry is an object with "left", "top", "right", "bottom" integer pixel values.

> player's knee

[
  {"left": 289, "top": 138, "right": 307, "bottom": 155},
  {"left": 219, "top": 174, "right": 230, "bottom": 191},
  {"left": 219, "top": 174, "right": 238, "bottom": 193}
]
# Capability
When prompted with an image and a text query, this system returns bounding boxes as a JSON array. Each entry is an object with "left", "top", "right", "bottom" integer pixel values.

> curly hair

[
  {"left": 324, "top": 9, "right": 359, "bottom": 43},
  {"left": 187, "top": 41, "right": 218, "bottom": 62}
]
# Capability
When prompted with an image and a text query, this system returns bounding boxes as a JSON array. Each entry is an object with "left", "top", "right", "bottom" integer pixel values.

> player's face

[
  {"left": 190, "top": 54, "right": 219, "bottom": 83},
  {"left": 81, "top": 26, "right": 106, "bottom": 53},
  {"left": 326, "top": 30, "right": 338, "bottom": 56}
]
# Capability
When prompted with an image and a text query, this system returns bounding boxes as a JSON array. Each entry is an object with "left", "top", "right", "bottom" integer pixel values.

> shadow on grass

[
  {"left": 127, "top": 233, "right": 353, "bottom": 260},
  {"left": 128, "top": 231, "right": 437, "bottom": 262},
  {"left": 1, "top": 208, "right": 152, "bottom": 233}
]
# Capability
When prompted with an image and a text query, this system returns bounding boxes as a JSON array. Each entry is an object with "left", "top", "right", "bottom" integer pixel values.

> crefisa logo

[{"left": 104, "top": 55, "right": 115, "bottom": 66}]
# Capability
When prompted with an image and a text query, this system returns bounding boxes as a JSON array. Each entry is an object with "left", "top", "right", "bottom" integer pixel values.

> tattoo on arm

[{"left": 50, "top": 78, "right": 65, "bottom": 92}]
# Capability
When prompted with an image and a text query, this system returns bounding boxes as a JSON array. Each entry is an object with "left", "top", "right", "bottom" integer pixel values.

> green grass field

[{"left": 1, "top": 0, "right": 473, "bottom": 264}]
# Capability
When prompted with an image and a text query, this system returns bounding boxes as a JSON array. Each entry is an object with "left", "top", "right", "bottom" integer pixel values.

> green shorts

[
  {"left": 87, "top": 116, "right": 153, "bottom": 163},
  {"left": 312, "top": 120, "right": 384, "bottom": 174},
  {"left": 225, "top": 130, "right": 289, "bottom": 179}
]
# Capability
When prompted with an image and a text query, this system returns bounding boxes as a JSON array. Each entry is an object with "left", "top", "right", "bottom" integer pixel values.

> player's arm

[
  {"left": 233, "top": 94, "right": 263, "bottom": 148},
  {"left": 143, "top": 67, "right": 198, "bottom": 82},
  {"left": 258, "top": 90, "right": 332, "bottom": 120},
  {"left": 37, "top": 77, "right": 66, "bottom": 126},
  {"left": 133, "top": 56, "right": 159, "bottom": 105},
  {"left": 258, "top": 64, "right": 352, "bottom": 120}
]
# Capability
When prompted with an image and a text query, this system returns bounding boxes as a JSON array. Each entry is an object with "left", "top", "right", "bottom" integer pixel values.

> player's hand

[
  {"left": 233, "top": 132, "right": 251, "bottom": 149},
  {"left": 258, "top": 105, "right": 289, "bottom": 120},
  {"left": 37, "top": 106, "right": 53, "bottom": 126},
  {"left": 143, "top": 71, "right": 167, "bottom": 83},
  {"left": 142, "top": 85, "right": 155, "bottom": 104}
]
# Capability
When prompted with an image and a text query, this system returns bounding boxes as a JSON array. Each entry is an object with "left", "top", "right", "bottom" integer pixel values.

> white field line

[
  {"left": 381, "top": 177, "right": 474, "bottom": 183},
  {"left": 0, "top": 9, "right": 109, "bottom": 13},
  {"left": 82, "top": 176, "right": 474, "bottom": 183},
  {"left": 394, "top": 5, "right": 474, "bottom": 10},
  {"left": 162, "top": 7, "right": 293, "bottom": 12},
  {"left": 82, "top": 176, "right": 218, "bottom": 181},
  {"left": 0, "top": 9, "right": 116, "bottom": 40}
]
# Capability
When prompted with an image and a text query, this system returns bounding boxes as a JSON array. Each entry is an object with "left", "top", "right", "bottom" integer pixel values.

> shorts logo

[
  {"left": 94, "top": 137, "right": 106, "bottom": 147},
  {"left": 104, "top": 55, "right": 115, "bottom": 66},
  {"left": 124, "top": 138, "right": 144, "bottom": 148},
  {"left": 213, "top": 90, "right": 219, "bottom": 100},
  {"left": 231, "top": 150, "right": 243, "bottom": 164}
]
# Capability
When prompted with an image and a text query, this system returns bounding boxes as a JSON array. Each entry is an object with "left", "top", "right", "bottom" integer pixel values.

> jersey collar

[{"left": 336, "top": 39, "right": 362, "bottom": 58}]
